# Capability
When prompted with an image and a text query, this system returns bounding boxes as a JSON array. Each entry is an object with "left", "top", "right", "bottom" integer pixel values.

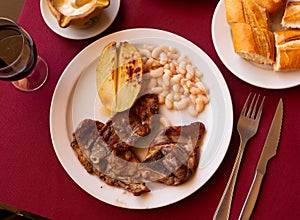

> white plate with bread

[{"left": 212, "top": 0, "right": 300, "bottom": 89}]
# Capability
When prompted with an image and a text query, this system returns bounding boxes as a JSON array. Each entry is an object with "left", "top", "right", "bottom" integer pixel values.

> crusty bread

[
  {"left": 231, "top": 23, "right": 258, "bottom": 60},
  {"left": 274, "top": 30, "right": 300, "bottom": 71},
  {"left": 225, "top": 0, "right": 300, "bottom": 71},
  {"left": 231, "top": 23, "right": 275, "bottom": 65},
  {"left": 252, "top": 0, "right": 287, "bottom": 16},
  {"left": 275, "top": 28, "right": 300, "bottom": 44},
  {"left": 225, "top": 0, "right": 286, "bottom": 23},
  {"left": 281, "top": 1, "right": 300, "bottom": 29},
  {"left": 225, "top": 0, "right": 246, "bottom": 24},
  {"left": 225, "top": 0, "right": 273, "bottom": 66},
  {"left": 242, "top": 0, "right": 270, "bottom": 29}
]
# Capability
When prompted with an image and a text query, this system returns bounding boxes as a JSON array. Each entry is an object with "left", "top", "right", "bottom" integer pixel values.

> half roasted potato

[
  {"left": 96, "top": 41, "right": 143, "bottom": 112},
  {"left": 115, "top": 42, "right": 143, "bottom": 112},
  {"left": 96, "top": 41, "right": 117, "bottom": 111}
]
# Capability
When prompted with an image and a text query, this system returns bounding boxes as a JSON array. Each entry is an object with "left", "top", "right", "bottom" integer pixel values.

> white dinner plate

[
  {"left": 40, "top": 0, "right": 120, "bottom": 40},
  {"left": 212, "top": 0, "right": 300, "bottom": 89},
  {"left": 50, "top": 28, "right": 233, "bottom": 209}
]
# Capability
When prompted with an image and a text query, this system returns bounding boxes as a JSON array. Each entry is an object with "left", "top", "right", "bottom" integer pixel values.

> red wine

[{"left": 0, "top": 25, "right": 37, "bottom": 81}]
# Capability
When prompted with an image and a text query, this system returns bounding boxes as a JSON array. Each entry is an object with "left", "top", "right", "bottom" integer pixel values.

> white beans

[
  {"left": 162, "top": 73, "right": 170, "bottom": 87},
  {"left": 159, "top": 52, "right": 168, "bottom": 65},
  {"left": 173, "top": 97, "right": 190, "bottom": 110},
  {"left": 140, "top": 44, "right": 209, "bottom": 116},
  {"left": 190, "top": 87, "right": 201, "bottom": 95},
  {"left": 165, "top": 97, "right": 173, "bottom": 110},
  {"left": 148, "top": 78, "right": 157, "bottom": 88},
  {"left": 171, "top": 74, "right": 182, "bottom": 84},
  {"left": 188, "top": 105, "right": 198, "bottom": 117},
  {"left": 173, "top": 93, "right": 181, "bottom": 101},
  {"left": 149, "top": 67, "right": 164, "bottom": 78},
  {"left": 150, "top": 86, "right": 163, "bottom": 94},
  {"left": 139, "top": 48, "right": 151, "bottom": 58}
]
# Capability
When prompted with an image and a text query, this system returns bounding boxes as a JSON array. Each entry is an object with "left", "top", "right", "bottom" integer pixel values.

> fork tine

[
  {"left": 250, "top": 94, "right": 260, "bottom": 118},
  {"left": 255, "top": 96, "right": 265, "bottom": 120},
  {"left": 246, "top": 93, "right": 257, "bottom": 118},
  {"left": 241, "top": 93, "right": 252, "bottom": 116}
]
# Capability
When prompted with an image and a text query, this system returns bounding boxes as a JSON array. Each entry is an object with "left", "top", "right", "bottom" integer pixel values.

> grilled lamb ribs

[
  {"left": 70, "top": 94, "right": 205, "bottom": 195},
  {"left": 71, "top": 94, "right": 159, "bottom": 196},
  {"left": 140, "top": 122, "right": 205, "bottom": 185}
]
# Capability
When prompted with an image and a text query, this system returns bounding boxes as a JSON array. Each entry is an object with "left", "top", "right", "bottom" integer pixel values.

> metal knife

[{"left": 238, "top": 98, "right": 283, "bottom": 220}]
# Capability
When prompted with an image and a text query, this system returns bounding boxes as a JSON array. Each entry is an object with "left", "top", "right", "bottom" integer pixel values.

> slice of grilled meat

[
  {"left": 70, "top": 94, "right": 159, "bottom": 196},
  {"left": 71, "top": 119, "right": 150, "bottom": 196},
  {"left": 100, "top": 93, "right": 159, "bottom": 148},
  {"left": 140, "top": 122, "right": 205, "bottom": 185}
]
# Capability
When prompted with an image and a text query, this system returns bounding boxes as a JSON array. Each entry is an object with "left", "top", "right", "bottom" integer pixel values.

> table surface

[{"left": 0, "top": 0, "right": 299, "bottom": 219}]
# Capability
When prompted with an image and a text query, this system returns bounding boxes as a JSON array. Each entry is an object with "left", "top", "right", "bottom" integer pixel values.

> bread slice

[
  {"left": 225, "top": 0, "right": 246, "bottom": 24},
  {"left": 274, "top": 30, "right": 300, "bottom": 71},
  {"left": 231, "top": 23, "right": 275, "bottom": 65},
  {"left": 281, "top": 1, "right": 300, "bottom": 29},
  {"left": 242, "top": 0, "right": 271, "bottom": 29},
  {"left": 252, "top": 0, "right": 287, "bottom": 16}
]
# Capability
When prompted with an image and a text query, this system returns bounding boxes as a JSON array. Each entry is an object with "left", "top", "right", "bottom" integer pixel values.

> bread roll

[
  {"left": 275, "top": 28, "right": 300, "bottom": 44},
  {"left": 242, "top": 0, "right": 270, "bottom": 29},
  {"left": 274, "top": 30, "right": 300, "bottom": 71},
  {"left": 281, "top": 1, "right": 300, "bottom": 29},
  {"left": 252, "top": 0, "right": 287, "bottom": 16},
  {"left": 231, "top": 23, "right": 275, "bottom": 65},
  {"left": 225, "top": 0, "right": 300, "bottom": 71},
  {"left": 225, "top": 0, "right": 245, "bottom": 24}
]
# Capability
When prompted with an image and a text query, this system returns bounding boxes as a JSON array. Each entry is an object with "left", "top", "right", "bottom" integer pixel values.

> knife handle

[{"left": 239, "top": 171, "right": 265, "bottom": 220}]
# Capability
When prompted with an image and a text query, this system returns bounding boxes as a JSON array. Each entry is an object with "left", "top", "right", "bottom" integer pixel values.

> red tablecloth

[{"left": 0, "top": 0, "right": 299, "bottom": 219}]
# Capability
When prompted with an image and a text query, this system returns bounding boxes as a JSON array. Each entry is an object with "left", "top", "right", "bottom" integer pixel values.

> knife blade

[{"left": 238, "top": 98, "right": 283, "bottom": 220}]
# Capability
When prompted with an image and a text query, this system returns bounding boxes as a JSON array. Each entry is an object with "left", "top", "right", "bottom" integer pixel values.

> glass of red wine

[{"left": 0, "top": 17, "right": 48, "bottom": 92}]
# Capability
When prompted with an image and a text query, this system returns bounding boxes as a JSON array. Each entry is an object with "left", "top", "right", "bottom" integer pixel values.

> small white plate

[
  {"left": 50, "top": 28, "right": 233, "bottom": 209},
  {"left": 40, "top": 0, "right": 120, "bottom": 40},
  {"left": 212, "top": 0, "right": 300, "bottom": 89}
]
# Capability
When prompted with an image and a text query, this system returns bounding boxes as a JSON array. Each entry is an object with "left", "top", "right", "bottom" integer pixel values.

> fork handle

[{"left": 213, "top": 143, "right": 246, "bottom": 220}]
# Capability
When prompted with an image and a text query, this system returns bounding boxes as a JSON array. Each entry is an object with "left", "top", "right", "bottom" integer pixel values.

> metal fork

[{"left": 213, "top": 93, "right": 265, "bottom": 220}]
